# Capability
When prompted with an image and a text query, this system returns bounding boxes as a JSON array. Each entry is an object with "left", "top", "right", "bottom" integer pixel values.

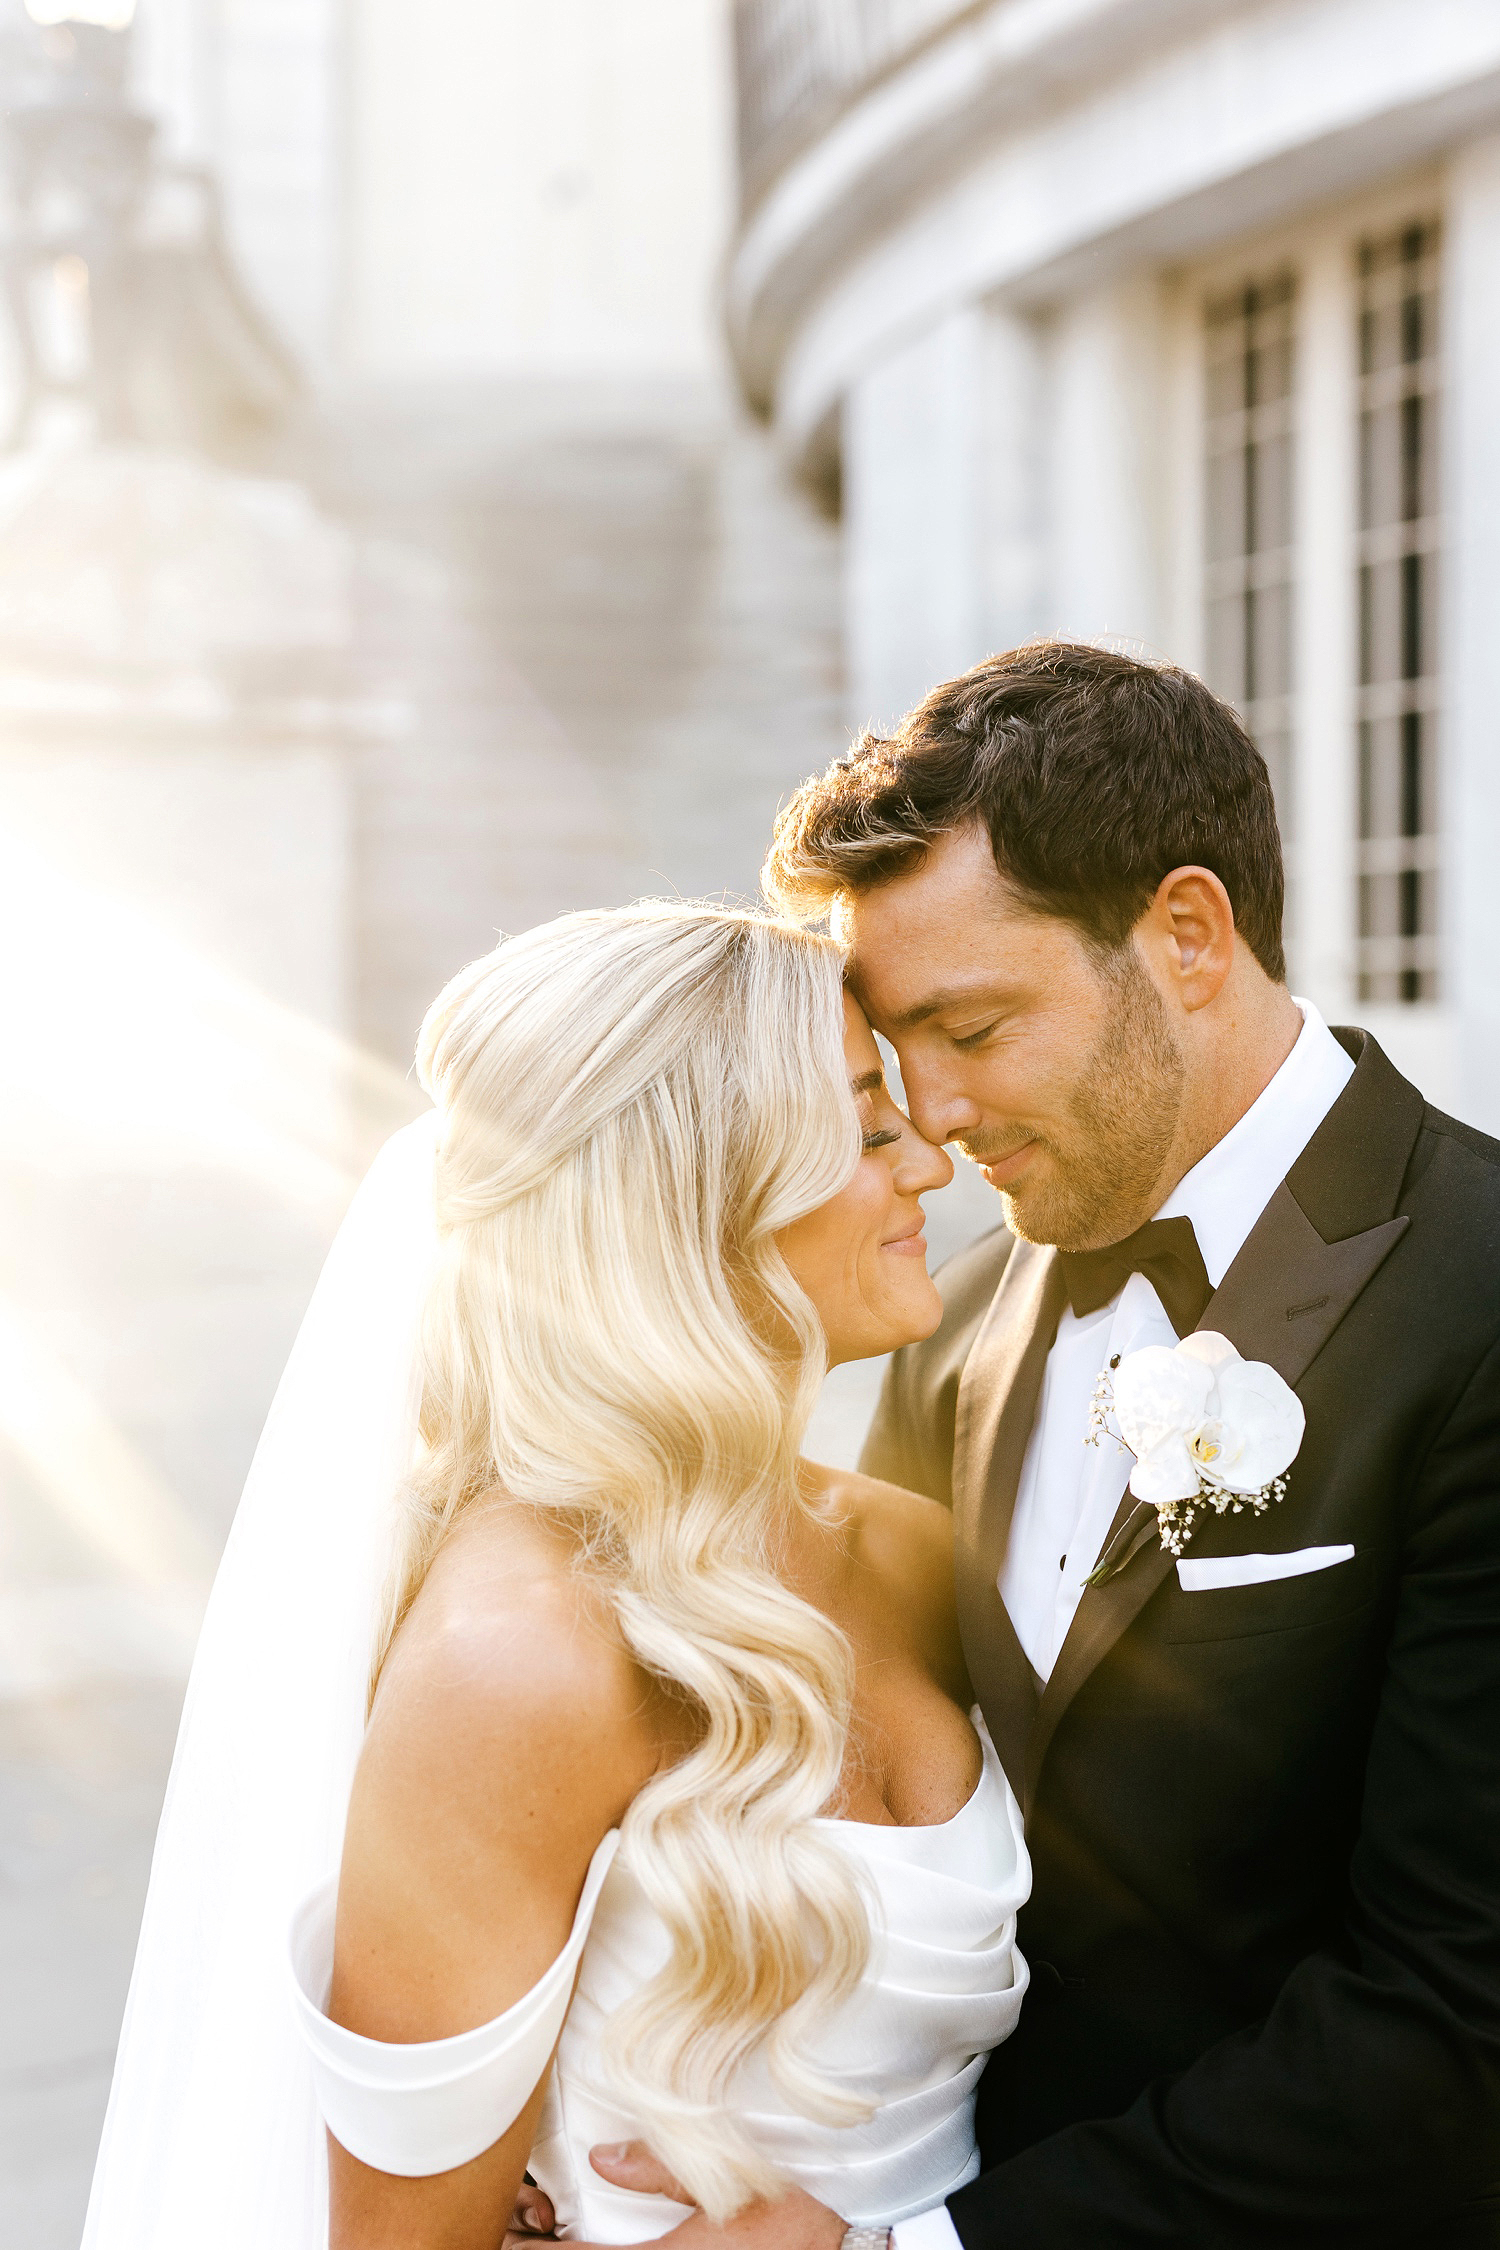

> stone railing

[{"left": 734, "top": 0, "right": 979, "bottom": 207}]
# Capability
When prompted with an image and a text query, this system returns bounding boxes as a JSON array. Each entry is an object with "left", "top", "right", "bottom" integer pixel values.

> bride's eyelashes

[{"left": 854, "top": 1073, "right": 904, "bottom": 1153}]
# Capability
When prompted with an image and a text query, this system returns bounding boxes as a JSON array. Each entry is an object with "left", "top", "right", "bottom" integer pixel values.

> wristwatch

[{"left": 840, "top": 2229, "right": 892, "bottom": 2250}]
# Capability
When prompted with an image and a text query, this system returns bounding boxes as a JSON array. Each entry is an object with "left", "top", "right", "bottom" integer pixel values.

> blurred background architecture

[
  {"left": 0, "top": 1, "right": 1494, "bottom": 2242},
  {"left": 0, "top": 6, "right": 857, "bottom": 2242},
  {"left": 730, "top": 0, "right": 1500, "bottom": 1134}
]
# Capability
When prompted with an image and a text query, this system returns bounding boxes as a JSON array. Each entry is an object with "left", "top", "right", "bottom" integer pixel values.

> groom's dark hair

[{"left": 764, "top": 640, "right": 1286, "bottom": 982}]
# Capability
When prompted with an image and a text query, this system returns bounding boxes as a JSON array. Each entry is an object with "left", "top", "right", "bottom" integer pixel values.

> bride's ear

[{"left": 1149, "top": 866, "right": 1237, "bottom": 1012}]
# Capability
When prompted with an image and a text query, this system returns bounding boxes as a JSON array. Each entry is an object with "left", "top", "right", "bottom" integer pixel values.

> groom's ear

[{"left": 1144, "top": 866, "right": 1237, "bottom": 1013}]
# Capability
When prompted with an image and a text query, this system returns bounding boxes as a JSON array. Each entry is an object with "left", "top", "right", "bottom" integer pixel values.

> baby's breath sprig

[
  {"left": 1084, "top": 1354, "right": 1123, "bottom": 1452},
  {"left": 1153, "top": 1469, "right": 1291, "bottom": 1558}
]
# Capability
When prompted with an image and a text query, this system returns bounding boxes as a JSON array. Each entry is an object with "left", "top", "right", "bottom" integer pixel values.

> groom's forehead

[
  {"left": 841, "top": 838, "right": 1054, "bottom": 1006},
  {"left": 838, "top": 830, "right": 1006, "bottom": 945},
  {"left": 845, "top": 832, "right": 1043, "bottom": 963}
]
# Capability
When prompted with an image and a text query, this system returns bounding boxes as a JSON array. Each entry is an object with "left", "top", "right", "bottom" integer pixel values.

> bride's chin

[{"left": 876, "top": 1281, "right": 946, "bottom": 1353}]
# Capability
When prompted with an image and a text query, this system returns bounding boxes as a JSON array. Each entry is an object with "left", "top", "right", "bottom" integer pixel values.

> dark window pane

[
  {"left": 1203, "top": 270, "right": 1295, "bottom": 804},
  {"left": 1206, "top": 593, "right": 1246, "bottom": 704},
  {"left": 1248, "top": 579, "right": 1292, "bottom": 707},
  {"left": 1401, "top": 550, "right": 1423, "bottom": 679},
  {"left": 1205, "top": 449, "right": 1245, "bottom": 563},
  {"left": 1400, "top": 282, "right": 1424, "bottom": 365},
  {"left": 1400, "top": 710, "right": 1423, "bottom": 838},
  {"left": 1355, "top": 219, "right": 1441, "bottom": 1005},
  {"left": 1252, "top": 430, "right": 1294, "bottom": 551},
  {"left": 1401, "top": 392, "right": 1424, "bottom": 522},
  {"left": 1359, "top": 720, "right": 1374, "bottom": 836},
  {"left": 1358, "top": 562, "right": 1375, "bottom": 686}
]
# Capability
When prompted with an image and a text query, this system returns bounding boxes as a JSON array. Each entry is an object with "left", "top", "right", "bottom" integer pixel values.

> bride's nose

[{"left": 892, "top": 1118, "right": 953, "bottom": 1196}]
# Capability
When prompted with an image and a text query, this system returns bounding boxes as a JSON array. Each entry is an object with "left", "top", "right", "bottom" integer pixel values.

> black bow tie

[{"left": 1058, "top": 1215, "right": 1212, "bottom": 1339}]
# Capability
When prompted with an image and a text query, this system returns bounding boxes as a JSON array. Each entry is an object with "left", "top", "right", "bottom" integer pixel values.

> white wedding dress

[
  {"left": 83, "top": 1118, "right": 1031, "bottom": 2250},
  {"left": 290, "top": 1713, "right": 1030, "bottom": 2241}
]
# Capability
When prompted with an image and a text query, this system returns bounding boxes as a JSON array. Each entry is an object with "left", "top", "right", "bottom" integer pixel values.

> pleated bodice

[{"left": 291, "top": 1713, "right": 1029, "bottom": 2241}]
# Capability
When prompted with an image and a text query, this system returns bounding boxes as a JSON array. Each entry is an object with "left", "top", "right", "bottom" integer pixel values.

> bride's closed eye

[{"left": 853, "top": 1062, "right": 903, "bottom": 1153}]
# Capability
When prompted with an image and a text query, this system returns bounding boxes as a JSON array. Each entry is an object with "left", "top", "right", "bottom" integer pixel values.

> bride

[{"left": 83, "top": 902, "right": 1029, "bottom": 2250}]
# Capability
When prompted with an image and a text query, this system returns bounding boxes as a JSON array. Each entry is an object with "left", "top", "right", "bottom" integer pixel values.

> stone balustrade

[{"left": 734, "top": 0, "right": 977, "bottom": 205}]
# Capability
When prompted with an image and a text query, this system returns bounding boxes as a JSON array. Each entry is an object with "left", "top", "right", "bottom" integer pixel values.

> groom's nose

[{"left": 897, "top": 1053, "right": 985, "bottom": 1148}]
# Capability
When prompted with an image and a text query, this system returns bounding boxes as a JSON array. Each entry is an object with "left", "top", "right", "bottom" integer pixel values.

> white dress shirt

[
  {"left": 998, "top": 998, "right": 1352, "bottom": 1682},
  {"left": 888, "top": 1000, "right": 1352, "bottom": 2250}
]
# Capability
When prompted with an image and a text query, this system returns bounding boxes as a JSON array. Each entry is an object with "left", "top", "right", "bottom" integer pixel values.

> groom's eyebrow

[{"left": 884, "top": 984, "right": 1012, "bottom": 1030}]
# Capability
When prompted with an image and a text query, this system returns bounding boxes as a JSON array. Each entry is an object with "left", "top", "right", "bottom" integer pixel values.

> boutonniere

[{"left": 1083, "top": 1331, "right": 1305, "bottom": 1585}]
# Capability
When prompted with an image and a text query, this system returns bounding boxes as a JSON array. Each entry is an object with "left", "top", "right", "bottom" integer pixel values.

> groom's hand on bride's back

[
  {"left": 503, "top": 2178, "right": 559, "bottom": 2243},
  {"left": 503, "top": 2141, "right": 847, "bottom": 2248},
  {"left": 588, "top": 2141, "right": 844, "bottom": 2248}
]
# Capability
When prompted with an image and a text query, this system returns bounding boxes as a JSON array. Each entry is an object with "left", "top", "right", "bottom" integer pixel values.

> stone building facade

[{"left": 729, "top": 0, "right": 1500, "bottom": 1132}]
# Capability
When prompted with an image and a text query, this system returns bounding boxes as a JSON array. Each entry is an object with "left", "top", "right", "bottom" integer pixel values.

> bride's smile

[{"left": 776, "top": 993, "right": 953, "bottom": 1369}]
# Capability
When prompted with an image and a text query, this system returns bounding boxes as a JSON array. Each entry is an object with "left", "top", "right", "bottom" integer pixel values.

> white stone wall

[
  {"left": 131, "top": 0, "right": 734, "bottom": 381},
  {"left": 843, "top": 309, "right": 990, "bottom": 729},
  {"left": 1042, "top": 278, "right": 1169, "bottom": 654},
  {"left": 842, "top": 278, "right": 1173, "bottom": 718},
  {"left": 1444, "top": 131, "right": 1500, "bottom": 1136},
  {"left": 343, "top": 0, "right": 733, "bottom": 379},
  {"left": 844, "top": 300, "right": 1061, "bottom": 727}
]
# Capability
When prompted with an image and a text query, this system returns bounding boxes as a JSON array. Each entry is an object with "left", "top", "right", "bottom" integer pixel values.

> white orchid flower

[{"left": 1111, "top": 1330, "right": 1304, "bottom": 1507}]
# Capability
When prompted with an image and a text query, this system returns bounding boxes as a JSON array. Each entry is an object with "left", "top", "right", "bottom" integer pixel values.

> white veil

[{"left": 82, "top": 1113, "right": 439, "bottom": 2250}]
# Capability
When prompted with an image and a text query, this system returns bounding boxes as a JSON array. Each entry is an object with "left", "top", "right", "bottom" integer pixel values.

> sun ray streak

[
  {"left": 0, "top": 1289, "right": 214, "bottom": 1587},
  {"left": 0, "top": 824, "right": 422, "bottom": 1209}
]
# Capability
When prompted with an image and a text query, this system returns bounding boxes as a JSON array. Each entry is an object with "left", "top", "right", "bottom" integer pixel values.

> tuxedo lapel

[
  {"left": 952, "top": 1237, "right": 1066, "bottom": 1797},
  {"left": 1202, "top": 1184, "right": 1408, "bottom": 1385},
  {"left": 1205, "top": 1027, "right": 1422, "bottom": 1384},
  {"left": 1022, "top": 1029, "right": 1424, "bottom": 1811}
]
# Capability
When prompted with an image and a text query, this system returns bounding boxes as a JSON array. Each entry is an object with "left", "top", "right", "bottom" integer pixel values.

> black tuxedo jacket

[{"left": 861, "top": 1031, "right": 1500, "bottom": 2247}]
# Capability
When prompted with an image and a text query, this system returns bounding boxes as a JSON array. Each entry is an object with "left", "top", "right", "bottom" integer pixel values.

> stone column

[
  {"left": 1444, "top": 132, "right": 1500, "bottom": 1137},
  {"left": 979, "top": 303, "right": 1047, "bottom": 667},
  {"left": 842, "top": 301, "right": 1043, "bottom": 731},
  {"left": 1043, "top": 274, "right": 1167, "bottom": 651},
  {"left": 1292, "top": 226, "right": 1359, "bottom": 1018}
]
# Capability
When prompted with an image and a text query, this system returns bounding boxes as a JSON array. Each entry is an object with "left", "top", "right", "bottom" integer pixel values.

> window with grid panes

[
  {"left": 1203, "top": 275, "right": 1297, "bottom": 840},
  {"left": 1356, "top": 221, "right": 1441, "bottom": 1004}
]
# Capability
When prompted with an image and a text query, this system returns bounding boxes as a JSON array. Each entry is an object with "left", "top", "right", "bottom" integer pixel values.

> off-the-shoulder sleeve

[{"left": 287, "top": 1829, "right": 620, "bottom": 2177}]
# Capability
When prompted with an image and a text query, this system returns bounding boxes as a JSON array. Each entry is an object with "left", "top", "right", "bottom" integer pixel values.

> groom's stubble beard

[{"left": 957, "top": 949, "right": 1186, "bottom": 1254}]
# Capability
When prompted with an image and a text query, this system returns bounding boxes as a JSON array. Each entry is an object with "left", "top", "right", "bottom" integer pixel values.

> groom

[{"left": 585, "top": 641, "right": 1500, "bottom": 2245}]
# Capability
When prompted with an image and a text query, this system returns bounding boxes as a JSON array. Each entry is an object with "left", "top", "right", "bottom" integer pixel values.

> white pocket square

[{"left": 1176, "top": 1544, "right": 1355, "bottom": 1591}]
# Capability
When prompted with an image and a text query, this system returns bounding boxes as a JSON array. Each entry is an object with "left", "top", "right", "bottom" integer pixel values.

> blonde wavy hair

[{"left": 375, "top": 901, "right": 875, "bottom": 2217}]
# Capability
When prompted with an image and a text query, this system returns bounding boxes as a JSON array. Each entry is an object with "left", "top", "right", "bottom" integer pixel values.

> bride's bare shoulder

[
  {"left": 822, "top": 1465, "right": 954, "bottom": 1582},
  {"left": 361, "top": 1499, "right": 660, "bottom": 1842},
  {"left": 809, "top": 1463, "right": 962, "bottom": 1679},
  {"left": 333, "top": 1500, "right": 666, "bottom": 2045}
]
